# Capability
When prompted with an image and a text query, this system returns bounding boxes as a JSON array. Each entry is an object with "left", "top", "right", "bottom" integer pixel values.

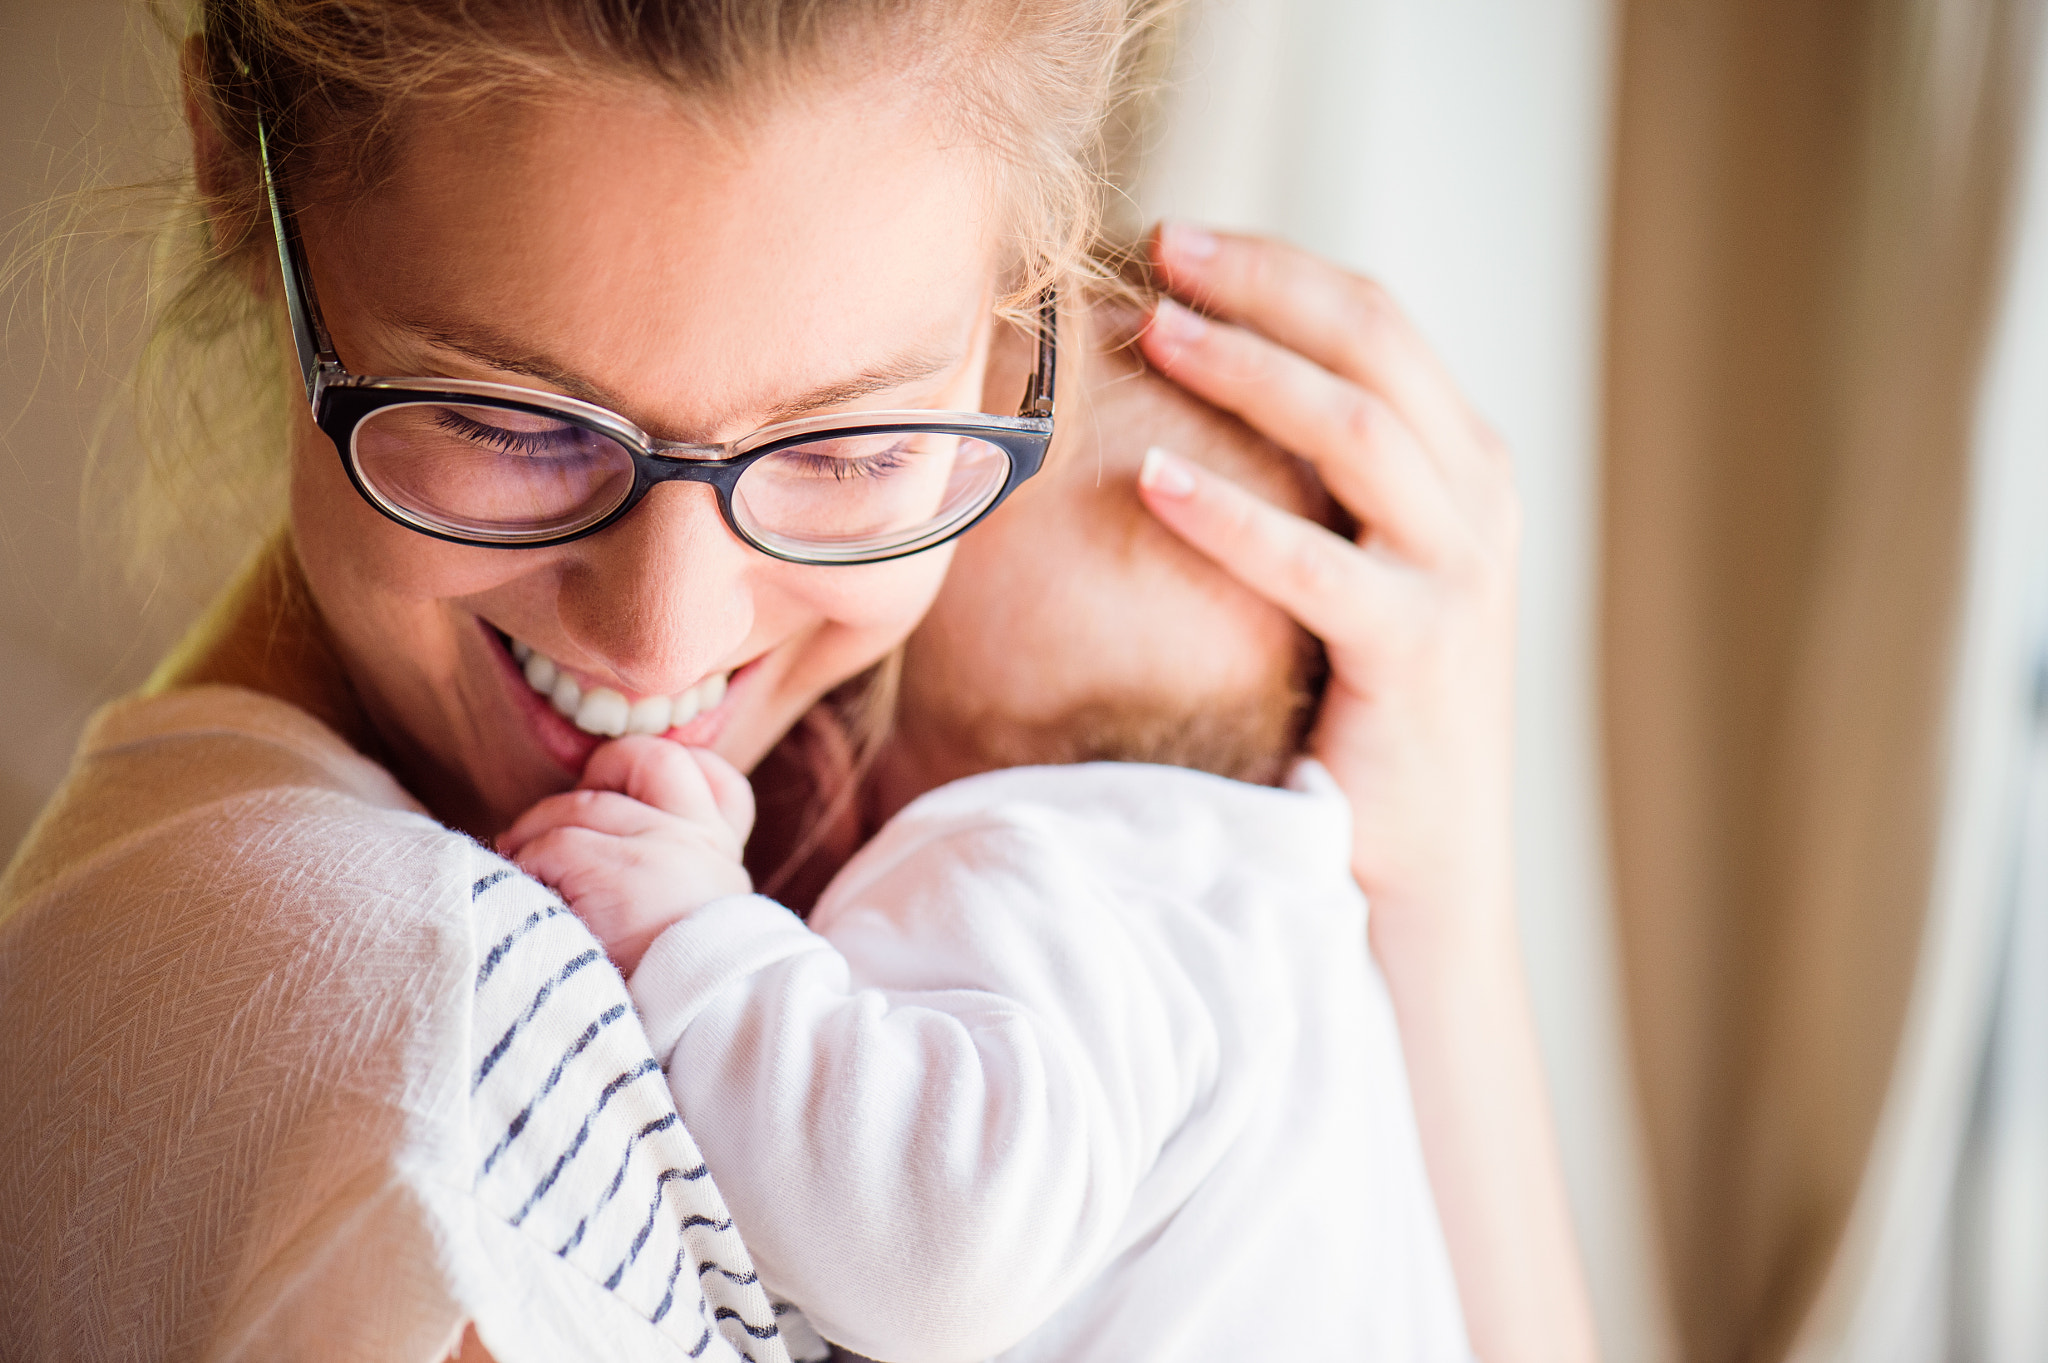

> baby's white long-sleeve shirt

[{"left": 628, "top": 760, "right": 1470, "bottom": 1363}]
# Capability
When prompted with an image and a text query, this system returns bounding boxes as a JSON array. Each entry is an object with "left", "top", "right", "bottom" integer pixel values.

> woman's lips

[{"left": 483, "top": 624, "right": 748, "bottom": 772}]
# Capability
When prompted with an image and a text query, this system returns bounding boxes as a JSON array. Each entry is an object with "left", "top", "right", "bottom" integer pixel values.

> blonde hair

[{"left": 108, "top": 0, "right": 1175, "bottom": 594}]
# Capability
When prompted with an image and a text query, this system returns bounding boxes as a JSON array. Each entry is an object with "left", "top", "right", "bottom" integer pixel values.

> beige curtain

[{"left": 1603, "top": 1, "right": 2042, "bottom": 1359}]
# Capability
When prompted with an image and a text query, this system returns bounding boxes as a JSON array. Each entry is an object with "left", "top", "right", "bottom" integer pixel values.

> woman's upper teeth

[{"left": 509, "top": 637, "right": 729, "bottom": 737}]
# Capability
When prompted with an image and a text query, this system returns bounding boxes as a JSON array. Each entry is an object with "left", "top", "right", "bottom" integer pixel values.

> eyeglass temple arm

[
  {"left": 256, "top": 120, "right": 341, "bottom": 405},
  {"left": 1018, "top": 289, "right": 1057, "bottom": 420}
]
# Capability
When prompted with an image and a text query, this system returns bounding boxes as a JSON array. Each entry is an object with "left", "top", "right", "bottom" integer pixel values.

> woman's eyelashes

[
  {"left": 436, "top": 403, "right": 919, "bottom": 476},
  {"left": 777, "top": 442, "right": 913, "bottom": 480},
  {"left": 434, "top": 408, "right": 585, "bottom": 457}
]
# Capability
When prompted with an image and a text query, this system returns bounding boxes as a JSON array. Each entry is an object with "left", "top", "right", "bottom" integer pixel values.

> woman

[{"left": 0, "top": 1, "right": 1594, "bottom": 1359}]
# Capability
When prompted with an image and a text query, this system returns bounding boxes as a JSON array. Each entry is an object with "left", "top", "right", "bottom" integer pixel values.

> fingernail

[
  {"left": 1139, "top": 446, "right": 1196, "bottom": 499},
  {"left": 1162, "top": 221, "right": 1220, "bottom": 263},
  {"left": 1151, "top": 297, "right": 1208, "bottom": 346}
]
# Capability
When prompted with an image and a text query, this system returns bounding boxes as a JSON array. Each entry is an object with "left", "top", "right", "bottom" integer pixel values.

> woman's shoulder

[
  {"left": 0, "top": 685, "right": 484, "bottom": 1354},
  {"left": 2, "top": 682, "right": 459, "bottom": 912},
  {"left": 0, "top": 683, "right": 497, "bottom": 1159},
  {"left": 0, "top": 682, "right": 492, "bottom": 1112}
]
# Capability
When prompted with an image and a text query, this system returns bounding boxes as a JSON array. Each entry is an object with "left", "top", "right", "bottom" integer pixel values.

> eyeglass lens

[
  {"left": 354, "top": 402, "right": 636, "bottom": 538},
  {"left": 349, "top": 401, "right": 1014, "bottom": 556}
]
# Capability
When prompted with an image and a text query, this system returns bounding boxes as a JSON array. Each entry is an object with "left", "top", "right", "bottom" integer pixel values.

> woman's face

[{"left": 281, "top": 79, "right": 1001, "bottom": 834}]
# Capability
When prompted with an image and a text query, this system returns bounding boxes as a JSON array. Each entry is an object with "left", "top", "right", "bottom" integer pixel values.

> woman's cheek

[
  {"left": 801, "top": 544, "right": 959, "bottom": 635},
  {"left": 734, "top": 541, "right": 960, "bottom": 665},
  {"left": 715, "top": 544, "right": 959, "bottom": 769},
  {"left": 291, "top": 421, "right": 533, "bottom": 606}
]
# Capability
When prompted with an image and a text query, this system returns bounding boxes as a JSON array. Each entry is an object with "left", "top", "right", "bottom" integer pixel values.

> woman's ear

[{"left": 180, "top": 33, "right": 269, "bottom": 294}]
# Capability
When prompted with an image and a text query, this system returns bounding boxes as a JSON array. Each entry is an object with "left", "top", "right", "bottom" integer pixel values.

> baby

[{"left": 501, "top": 325, "right": 1472, "bottom": 1363}]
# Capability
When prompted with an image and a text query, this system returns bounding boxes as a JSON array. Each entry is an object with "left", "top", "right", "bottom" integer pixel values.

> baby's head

[{"left": 883, "top": 315, "right": 1337, "bottom": 799}]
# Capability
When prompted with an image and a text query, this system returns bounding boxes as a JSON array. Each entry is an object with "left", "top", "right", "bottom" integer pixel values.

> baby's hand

[{"left": 499, "top": 735, "right": 756, "bottom": 975}]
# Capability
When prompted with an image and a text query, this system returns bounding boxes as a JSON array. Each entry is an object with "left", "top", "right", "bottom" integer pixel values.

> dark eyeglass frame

[{"left": 256, "top": 122, "right": 1057, "bottom": 564}]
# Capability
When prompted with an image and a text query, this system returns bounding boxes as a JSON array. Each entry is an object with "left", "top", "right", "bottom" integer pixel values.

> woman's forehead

[{"left": 319, "top": 81, "right": 1003, "bottom": 436}]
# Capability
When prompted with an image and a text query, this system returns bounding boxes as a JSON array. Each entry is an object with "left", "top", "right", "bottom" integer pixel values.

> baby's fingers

[
  {"left": 1136, "top": 447, "right": 1393, "bottom": 657},
  {"left": 505, "top": 823, "right": 629, "bottom": 898},
  {"left": 692, "top": 748, "right": 756, "bottom": 845},
  {"left": 581, "top": 735, "right": 741, "bottom": 830},
  {"left": 497, "top": 788, "right": 668, "bottom": 858}
]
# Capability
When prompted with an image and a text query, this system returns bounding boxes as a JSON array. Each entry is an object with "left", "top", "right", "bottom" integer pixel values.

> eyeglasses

[{"left": 256, "top": 124, "right": 1056, "bottom": 565}]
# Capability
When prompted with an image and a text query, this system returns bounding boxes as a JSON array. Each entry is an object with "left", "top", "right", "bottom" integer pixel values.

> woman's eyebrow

[
  {"left": 755, "top": 350, "right": 964, "bottom": 423},
  {"left": 393, "top": 313, "right": 966, "bottom": 433}
]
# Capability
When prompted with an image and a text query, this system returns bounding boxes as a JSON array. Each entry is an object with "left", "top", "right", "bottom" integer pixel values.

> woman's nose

[{"left": 554, "top": 480, "right": 756, "bottom": 693}]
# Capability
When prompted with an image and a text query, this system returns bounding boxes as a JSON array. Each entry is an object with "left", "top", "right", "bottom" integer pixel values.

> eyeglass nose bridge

[{"left": 637, "top": 442, "right": 751, "bottom": 491}]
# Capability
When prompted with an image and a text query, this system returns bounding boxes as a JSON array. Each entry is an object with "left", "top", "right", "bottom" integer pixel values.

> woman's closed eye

[
  {"left": 433, "top": 407, "right": 602, "bottom": 459},
  {"left": 772, "top": 440, "right": 915, "bottom": 481}
]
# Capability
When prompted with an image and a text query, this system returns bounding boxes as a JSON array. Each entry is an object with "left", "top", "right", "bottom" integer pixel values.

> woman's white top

[
  {"left": 0, "top": 687, "right": 816, "bottom": 1363},
  {"left": 631, "top": 761, "right": 1474, "bottom": 1363}
]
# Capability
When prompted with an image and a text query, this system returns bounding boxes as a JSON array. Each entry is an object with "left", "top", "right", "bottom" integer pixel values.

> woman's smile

[
  {"left": 479, "top": 617, "right": 758, "bottom": 772},
  {"left": 506, "top": 632, "right": 732, "bottom": 738}
]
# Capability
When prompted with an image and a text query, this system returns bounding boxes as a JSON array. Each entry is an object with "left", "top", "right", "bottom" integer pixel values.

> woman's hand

[
  {"left": 1132, "top": 224, "right": 1598, "bottom": 1363},
  {"left": 1135, "top": 224, "right": 1519, "bottom": 961}
]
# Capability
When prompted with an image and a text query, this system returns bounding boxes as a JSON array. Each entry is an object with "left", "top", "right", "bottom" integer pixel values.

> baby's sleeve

[{"left": 626, "top": 822, "right": 1219, "bottom": 1363}]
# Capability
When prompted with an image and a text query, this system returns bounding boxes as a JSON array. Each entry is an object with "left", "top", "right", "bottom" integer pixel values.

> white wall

[{"left": 1134, "top": 4, "right": 1673, "bottom": 1359}]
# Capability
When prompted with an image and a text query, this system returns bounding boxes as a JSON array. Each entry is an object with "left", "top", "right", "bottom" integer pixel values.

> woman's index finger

[
  {"left": 1150, "top": 225, "right": 1482, "bottom": 469},
  {"left": 1136, "top": 445, "right": 1392, "bottom": 653}
]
